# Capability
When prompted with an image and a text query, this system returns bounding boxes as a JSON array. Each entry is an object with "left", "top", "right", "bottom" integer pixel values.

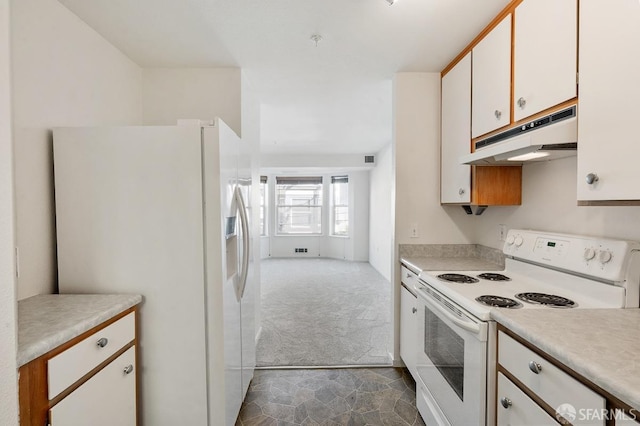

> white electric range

[{"left": 412, "top": 229, "right": 640, "bottom": 426}]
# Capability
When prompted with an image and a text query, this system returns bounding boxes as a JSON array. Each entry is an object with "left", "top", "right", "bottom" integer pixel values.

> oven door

[{"left": 415, "top": 282, "right": 488, "bottom": 426}]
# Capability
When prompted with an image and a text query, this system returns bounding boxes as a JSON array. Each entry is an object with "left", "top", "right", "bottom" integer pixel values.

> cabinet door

[
  {"left": 513, "top": 0, "right": 577, "bottom": 121},
  {"left": 472, "top": 14, "right": 512, "bottom": 138},
  {"left": 497, "top": 373, "right": 557, "bottom": 425},
  {"left": 50, "top": 347, "right": 136, "bottom": 426},
  {"left": 400, "top": 286, "right": 417, "bottom": 379},
  {"left": 441, "top": 53, "right": 471, "bottom": 204},
  {"left": 577, "top": 0, "right": 640, "bottom": 202}
]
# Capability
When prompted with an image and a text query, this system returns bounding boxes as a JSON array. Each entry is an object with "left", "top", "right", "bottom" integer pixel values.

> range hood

[{"left": 460, "top": 105, "right": 577, "bottom": 165}]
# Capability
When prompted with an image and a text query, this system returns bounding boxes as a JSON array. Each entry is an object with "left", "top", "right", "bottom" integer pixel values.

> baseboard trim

[{"left": 255, "top": 363, "right": 394, "bottom": 370}]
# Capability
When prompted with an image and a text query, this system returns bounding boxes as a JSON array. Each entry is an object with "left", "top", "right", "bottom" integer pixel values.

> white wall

[
  {"left": 391, "top": 72, "right": 474, "bottom": 364},
  {"left": 11, "top": 0, "right": 143, "bottom": 299},
  {"left": 394, "top": 73, "right": 472, "bottom": 247},
  {"left": 369, "top": 144, "right": 393, "bottom": 281},
  {"left": 263, "top": 171, "right": 370, "bottom": 261},
  {"left": 350, "top": 170, "right": 370, "bottom": 262},
  {"left": 463, "top": 156, "right": 640, "bottom": 248},
  {"left": 142, "top": 68, "right": 241, "bottom": 136},
  {"left": 0, "top": 0, "right": 18, "bottom": 422}
]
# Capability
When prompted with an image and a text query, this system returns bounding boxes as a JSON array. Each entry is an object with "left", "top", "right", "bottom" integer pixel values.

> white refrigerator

[{"left": 53, "top": 118, "right": 256, "bottom": 426}]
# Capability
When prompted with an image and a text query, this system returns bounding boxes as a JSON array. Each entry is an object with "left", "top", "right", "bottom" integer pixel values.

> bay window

[
  {"left": 276, "top": 176, "right": 323, "bottom": 235},
  {"left": 331, "top": 176, "right": 349, "bottom": 236}
]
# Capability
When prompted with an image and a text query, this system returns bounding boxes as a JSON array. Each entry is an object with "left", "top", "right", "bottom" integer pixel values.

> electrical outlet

[
  {"left": 498, "top": 224, "right": 507, "bottom": 242},
  {"left": 410, "top": 223, "right": 419, "bottom": 238}
]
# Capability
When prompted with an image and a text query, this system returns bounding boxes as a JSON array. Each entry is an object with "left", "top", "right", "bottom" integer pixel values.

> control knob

[
  {"left": 514, "top": 236, "right": 524, "bottom": 247},
  {"left": 599, "top": 250, "right": 613, "bottom": 264},
  {"left": 583, "top": 248, "right": 596, "bottom": 261},
  {"left": 506, "top": 235, "right": 515, "bottom": 245}
]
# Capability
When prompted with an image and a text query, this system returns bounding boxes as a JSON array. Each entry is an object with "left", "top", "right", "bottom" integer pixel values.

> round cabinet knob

[
  {"left": 584, "top": 248, "right": 596, "bottom": 261},
  {"left": 494, "top": 110, "right": 502, "bottom": 120},
  {"left": 123, "top": 364, "right": 134, "bottom": 375},
  {"left": 506, "top": 236, "right": 515, "bottom": 245},
  {"left": 514, "top": 236, "right": 524, "bottom": 247},
  {"left": 517, "top": 97, "right": 527, "bottom": 109},
  {"left": 458, "top": 188, "right": 465, "bottom": 196},
  {"left": 412, "top": 307, "right": 417, "bottom": 314},
  {"left": 599, "top": 250, "right": 613, "bottom": 264},
  {"left": 500, "top": 397, "right": 513, "bottom": 409},
  {"left": 586, "top": 173, "right": 599, "bottom": 185},
  {"left": 529, "top": 361, "right": 542, "bottom": 374},
  {"left": 96, "top": 338, "right": 109, "bottom": 348}
]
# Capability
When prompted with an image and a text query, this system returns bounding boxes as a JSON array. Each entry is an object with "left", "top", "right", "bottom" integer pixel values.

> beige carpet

[{"left": 256, "top": 258, "right": 392, "bottom": 367}]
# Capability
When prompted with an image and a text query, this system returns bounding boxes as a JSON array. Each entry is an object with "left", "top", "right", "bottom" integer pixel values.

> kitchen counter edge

[
  {"left": 401, "top": 256, "right": 504, "bottom": 274},
  {"left": 18, "top": 293, "right": 142, "bottom": 366},
  {"left": 491, "top": 308, "right": 640, "bottom": 412}
]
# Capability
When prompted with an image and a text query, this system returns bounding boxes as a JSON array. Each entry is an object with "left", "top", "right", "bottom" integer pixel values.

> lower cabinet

[
  {"left": 50, "top": 346, "right": 136, "bottom": 426},
  {"left": 497, "top": 372, "right": 557, "bottom": 425},
  {"left": 400, "top": 265, "right": 419, "bottom": 379},
  {"left": 400, "top": 285, "right": 418, "bottom": 378},
  {"left": 497, "top": 328, "right": 636, "bottom": 426},
  {"left": 19, "top": 309, "right": 138, "bottom": 426}
]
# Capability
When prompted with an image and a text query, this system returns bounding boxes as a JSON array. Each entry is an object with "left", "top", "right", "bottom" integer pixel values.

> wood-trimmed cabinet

[
  {"left": 441, "top": 52, "right": 522, "bottom": 207},
  {"left": 576, "top": 0, "right": 640, "bottom": 204},
  {"left": 19, "top": 308, "right": 138, "bottom": 426},
  {"left": 497, "top": 327, "right": 639, "bottom": 425},
  {"left": 472, "top": 14, "right": 512, "bottom": 138},
  {"left": 512, "top": 0, "right": 578, "bottom": 122}
]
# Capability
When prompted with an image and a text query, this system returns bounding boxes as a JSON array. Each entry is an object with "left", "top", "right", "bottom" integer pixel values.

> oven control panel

[
  {"left": 533, "top": 237, "right": 569, "bottom": 258},
  {"left": 503, "top": 229, "right": 640, "bottom": 282}
]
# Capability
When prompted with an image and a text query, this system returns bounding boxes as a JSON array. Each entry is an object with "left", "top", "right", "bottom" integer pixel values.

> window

[
  {"left": 259, "top": 176, "right": 267, "bottom": 236},
  {"left": 331, "top": 176, "right": 349, "bottom": 236},
  {"left": 276, "top": 177, "right": 323, "bottom": 234}
]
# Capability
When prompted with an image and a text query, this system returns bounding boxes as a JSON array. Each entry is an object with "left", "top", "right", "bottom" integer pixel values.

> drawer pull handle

[
  {"left": 96, "top": 337, "right": 109, "bottom": 348},
  {"left": 412, "top": 307, "right": 417, "bottom": 314},
  {"left": 123, "top": 364, "right": 134, "bottom": 375},
  {"left": 500, "top": 397, "right": 512, "bottom": 409},
  {"left": 406, "top": 273, "right": 411, "bottom": 278},
  {"left": 528, "top": 361, "right": 542, "bottom": 374}
]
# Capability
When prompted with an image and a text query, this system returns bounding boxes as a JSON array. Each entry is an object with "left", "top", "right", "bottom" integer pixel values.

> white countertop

[
  {"left": 18, "top": 294, "right": 142, "bottom": 366},
  {"left": 492, "top": 308, "right": 640, "bottom": 411},
  {"left": 401, "top": 256, "right": 504, "bottom": 274}
]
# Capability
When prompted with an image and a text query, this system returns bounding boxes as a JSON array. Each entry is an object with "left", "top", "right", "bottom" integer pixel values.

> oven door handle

[{"left": 419, "top": 291, "right": 482, "bottom": 335}]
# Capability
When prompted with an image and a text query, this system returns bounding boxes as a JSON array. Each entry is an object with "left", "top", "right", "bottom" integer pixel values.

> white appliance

[
  {"left": 53, "top": 118, "right": 256, "bottom": 426},
  {"left": 413, "top": 229, "right": 640, "bottom": 426},
  {"left": 460, "top": 105, "right": 577, "bottom": 165}
]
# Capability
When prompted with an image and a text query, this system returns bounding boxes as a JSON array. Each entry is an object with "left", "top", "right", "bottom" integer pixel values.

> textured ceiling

[{"left": 58, "top": 0, "right": 510, "bottom": 155}]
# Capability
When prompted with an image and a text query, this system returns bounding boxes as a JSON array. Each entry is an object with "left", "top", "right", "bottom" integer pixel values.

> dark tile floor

[{"left": 235, "top": 367, "right": 426, "bottom": 426}]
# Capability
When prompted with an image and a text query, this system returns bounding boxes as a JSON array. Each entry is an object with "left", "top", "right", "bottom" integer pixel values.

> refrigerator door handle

[{"left": 235, "top": 186, "right": 250, "bottom": 299}]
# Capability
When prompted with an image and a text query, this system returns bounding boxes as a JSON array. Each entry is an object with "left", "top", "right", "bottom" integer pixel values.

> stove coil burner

[
  {"left": 515, "top": 292, "right": 576, "bottom": 308},
  {"left": 475, "top": 295, "right": 522, "bottom": 309},
  {"left": 477, "top": 273, "right": 511, "bottom": 281},
  {"left": 437, "top": 273, "right": 479, "bottom": 284}
]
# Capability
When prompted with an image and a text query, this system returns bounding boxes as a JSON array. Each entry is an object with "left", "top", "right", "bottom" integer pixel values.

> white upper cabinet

[
  {"left": 513, "top": 0, "right": 577, "bottom": 121},
  {"left": 577, "top": 0, "right": 640, "bottom": 202},
  {"left": 441, "top": 53, "right": 471, "bottom": 204},
  {"left": 472, "top": 14, "right": 512, "bottom": 138}
]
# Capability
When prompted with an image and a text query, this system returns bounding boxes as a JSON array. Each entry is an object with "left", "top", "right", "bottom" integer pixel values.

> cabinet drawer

[
  {"left": 401, "top": 265, "right": 419, "bottom": 290},
  {"left": 50, "top": 346, "right": 136, "bottom": 426},
  {"left": 499, "top": 331, "right": 605, "bottom": 424},
  {"left": 497, "top": 372, "right": 557, "bottom": 425},
  {"left": 48, "top": 312, "right": 135, "bottom": 398}
]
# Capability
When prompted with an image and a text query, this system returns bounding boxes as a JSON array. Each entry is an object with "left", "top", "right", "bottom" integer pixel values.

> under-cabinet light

[{"left": 507, "top": 152, "right": 551, "bottom": 162}]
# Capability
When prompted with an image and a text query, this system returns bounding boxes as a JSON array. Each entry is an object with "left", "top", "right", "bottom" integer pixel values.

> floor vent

[{"left": 294, "top": 248, "right": 308, "bottom": 253}]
